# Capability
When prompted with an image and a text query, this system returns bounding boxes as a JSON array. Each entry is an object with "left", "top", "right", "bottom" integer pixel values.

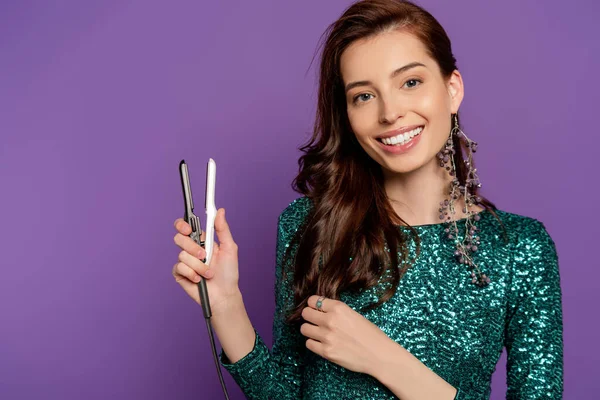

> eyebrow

[{"left": 344, "top": 62, "right": 426, "bottom": 93}]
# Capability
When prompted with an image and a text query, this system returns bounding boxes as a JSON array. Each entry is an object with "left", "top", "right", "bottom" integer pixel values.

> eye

[
  {"left": 352, "top": 93, "right": 373, "bottom": 104},
  {"left": 403, "top": 79, "right": 422, "bottom": 89}
]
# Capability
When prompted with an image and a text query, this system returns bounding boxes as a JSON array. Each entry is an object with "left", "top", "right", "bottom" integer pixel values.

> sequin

[{"left": 219, "top": 196, "right": 563, "bottom": 399}]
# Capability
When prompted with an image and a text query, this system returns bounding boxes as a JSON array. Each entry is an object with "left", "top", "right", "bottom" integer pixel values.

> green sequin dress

[{"left": 219, "top": 197, "right": 564, "bottom": 399}]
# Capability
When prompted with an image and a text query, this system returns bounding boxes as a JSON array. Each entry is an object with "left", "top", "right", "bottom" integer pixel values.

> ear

[{"left": 447, "top": 70, "right": 464, "bottom": 113}]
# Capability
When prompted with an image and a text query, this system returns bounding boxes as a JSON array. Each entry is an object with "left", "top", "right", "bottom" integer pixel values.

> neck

[{"left": 382, "top": 158, "right": 473, "bottom": 226}]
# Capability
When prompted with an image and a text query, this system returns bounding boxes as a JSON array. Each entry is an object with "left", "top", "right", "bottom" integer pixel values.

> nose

[{"left": 378, "top": 93, "right": 404, "bottom": 125}]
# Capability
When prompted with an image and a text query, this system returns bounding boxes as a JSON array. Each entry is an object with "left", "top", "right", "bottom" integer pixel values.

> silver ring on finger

[{"left": 316, "top": 296, "right": 326, "bottom": 312}]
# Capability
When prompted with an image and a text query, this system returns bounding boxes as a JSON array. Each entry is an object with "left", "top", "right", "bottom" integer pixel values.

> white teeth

[{"left": 381, "top": 127, "right": 423, "bottom": 146}]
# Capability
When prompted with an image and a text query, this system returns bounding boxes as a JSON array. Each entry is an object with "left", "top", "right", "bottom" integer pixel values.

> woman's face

[{"left": 340, "top": 29, "right": 464, "bottom": 175}]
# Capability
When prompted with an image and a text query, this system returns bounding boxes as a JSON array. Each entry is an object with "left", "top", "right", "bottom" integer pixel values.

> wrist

[
  {"left": 211, "top": 289, "right": 245, "bottom": 319},
  {"left": 367, "top": 336, "right": 399, "bottom": 379},
  {"left": 371, "top": 339, "right": 458, "bottom": 400},
  {"left": 209, "top": 289, "right": 256, "bottom": 364},
  {"left": 214, "top": 289, "right": 245, "bottom": 315}
]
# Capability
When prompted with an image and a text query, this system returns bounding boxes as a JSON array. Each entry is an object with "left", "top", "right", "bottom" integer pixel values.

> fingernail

[
  {"left": 197, "top": 249, "right": 204, "bottom": 259},
  {"left": 205, "top": 269, "right": 214, "bottom": 278},
  {"left": 194, "top": 275, "right": 201, "bottom": 282}
]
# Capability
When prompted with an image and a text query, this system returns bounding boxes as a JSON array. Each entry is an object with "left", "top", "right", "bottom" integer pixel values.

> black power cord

[
  {"left": 204, "top": 314, "right": 230, "bottom": 399},
  {"left": 198, "top": 253, "right": 231, "bottom": 400}
]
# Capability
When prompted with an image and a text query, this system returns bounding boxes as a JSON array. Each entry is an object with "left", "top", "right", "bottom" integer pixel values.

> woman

[{"left": 171, "top": 1, "right": 563, "bottom": 398}]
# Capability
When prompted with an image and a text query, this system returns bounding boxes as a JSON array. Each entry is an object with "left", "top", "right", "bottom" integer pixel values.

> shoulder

[
  {"left": 492, "top": 209, "right": 555, "bottom": 246},
  {"left": 274, "top": 196, "right": 313, "bottom": 252},
  {"left": 492, "top": 209, "right": 543, "bottom": 230},
  {"left": 277, "top": 196, "right": 314, "bottom": 232},
  {"left": 274, "top": 196, "right": 314, "bottom": 269},
  {"left": 495, "top": 211, "right": 562, "bottom": 315},
  {"left": 492, "top": 209, "right": 558, "bottom": 273}
]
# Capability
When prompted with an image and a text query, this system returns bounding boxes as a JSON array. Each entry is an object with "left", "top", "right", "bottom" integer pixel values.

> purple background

[{"left": 0, "top": 0, "right": 597, "bottom": 398}]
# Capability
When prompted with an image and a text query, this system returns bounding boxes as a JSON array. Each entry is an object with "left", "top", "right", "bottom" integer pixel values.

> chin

[
  {"left": 379, "top": 144, "right": 436, "bottom": 174},
  {"left": 384, "top": 157, "right": 429, "bottom": 174}
]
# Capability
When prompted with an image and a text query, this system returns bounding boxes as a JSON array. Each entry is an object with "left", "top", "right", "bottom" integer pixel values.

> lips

[
  {"left": 375, "top": 125, "right": 424, "bottom": 155},
  {"left": 376, "top": 124, "right": 424, "bottom": 140}
]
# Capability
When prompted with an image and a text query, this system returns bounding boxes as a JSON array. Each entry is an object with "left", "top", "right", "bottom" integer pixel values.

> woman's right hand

[{"left": 172, "top": 208, "right": 242, "bottom": 316}]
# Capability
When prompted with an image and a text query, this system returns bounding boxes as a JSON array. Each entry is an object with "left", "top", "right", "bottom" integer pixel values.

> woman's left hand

[{"left": 300, "top": 295, "right": 394, "bottom": 376}]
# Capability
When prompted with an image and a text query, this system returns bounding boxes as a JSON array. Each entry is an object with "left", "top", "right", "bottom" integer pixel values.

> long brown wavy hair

[{"left": 282, "top": 0, "right": 499, "bottom": 327}]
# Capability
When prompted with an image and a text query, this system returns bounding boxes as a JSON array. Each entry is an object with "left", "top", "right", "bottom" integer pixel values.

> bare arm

[
  {"left": 211, "top": 290, "right": 257, "bottom": 364},
  {"left": 371, "top": 338, "right": 458, "bottom": 400}
]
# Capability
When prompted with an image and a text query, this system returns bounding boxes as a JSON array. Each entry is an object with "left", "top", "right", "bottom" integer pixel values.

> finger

[
  {"left": 174, "top": 218, "right": 218, "bottom": 256},
  {"left": 172, "top": 261, "right": 208, "bottom": 284},
  {"left": 171, "top": 263, "right": 202, "bottom": 303},
  {"left": 300, "top": 321, "right": 324, "bottom": 342},
  {"left": 172, "top": 261, "right": 200, "bottom": 283},
  {"left": 178, "top": 250, "right": 214, "bottom": 279},
  {"left": 301, "top": 306, "right": 326, "bottom": 325},
  {"left": 214, "top": 208, "right": 237, "bottom": 251},
  {"left": 305, "top": 338, "right": 324, "bottom": 357},
  {"left": 174, "top": 218, "right": 192, "bottom": 235},
  {"left": 174, "top": 232, "right": 206, "bottom": 260},
  {"left": 308, "top": 295, "right": 334, "bottom": 313}
]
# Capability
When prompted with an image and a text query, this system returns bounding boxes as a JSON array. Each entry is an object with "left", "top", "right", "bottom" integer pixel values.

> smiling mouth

[{"left": 376, "top": 126, "right": 424, "bottom": 146}]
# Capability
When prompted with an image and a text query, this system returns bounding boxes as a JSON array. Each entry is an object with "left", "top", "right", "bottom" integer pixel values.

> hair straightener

[{"left": 179, "top": 158, "right": 230, "bottom": 399}]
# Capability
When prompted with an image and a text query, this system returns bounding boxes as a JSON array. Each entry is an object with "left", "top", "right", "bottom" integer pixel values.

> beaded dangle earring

[{"left": 436, "top": 114, "right": 490, "bottom": 287}]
